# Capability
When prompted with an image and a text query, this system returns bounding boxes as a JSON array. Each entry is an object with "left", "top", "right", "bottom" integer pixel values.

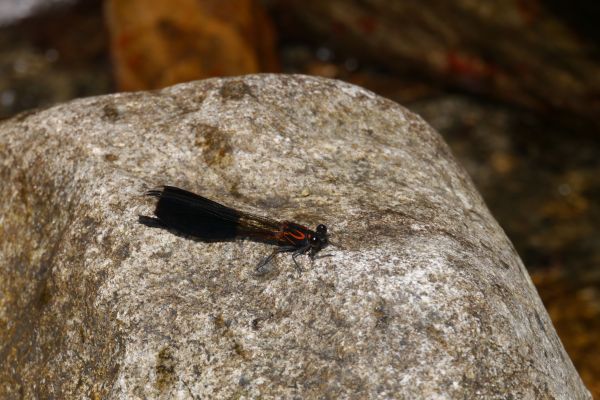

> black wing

[{"left": 146, "top": 186, "right": 280, "bottom": 241}]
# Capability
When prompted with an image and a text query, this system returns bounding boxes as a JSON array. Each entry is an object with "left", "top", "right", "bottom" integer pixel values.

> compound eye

[
  {"left": 310, "top": 235, "right": 320, "bottom": 245},
  {"left": 316, "top": 224, "right": 327, "bottom": 235}
]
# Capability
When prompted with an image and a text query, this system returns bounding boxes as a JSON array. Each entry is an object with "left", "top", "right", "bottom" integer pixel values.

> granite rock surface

[{"left": 0, "top": 74, "right": 590, "bottom": 399}]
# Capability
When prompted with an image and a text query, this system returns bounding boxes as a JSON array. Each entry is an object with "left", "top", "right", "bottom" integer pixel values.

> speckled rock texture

[{"left": 0, "top": 75, "right": 591, "bottom": 399}]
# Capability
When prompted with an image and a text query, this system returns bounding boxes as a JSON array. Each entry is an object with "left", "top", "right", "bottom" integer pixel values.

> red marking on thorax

[
  {"left": 277, "top": 222, "right": 311, "bottom": 246},
  {"left": 285, "top": 229, "right": 306, "bottom": 240}
]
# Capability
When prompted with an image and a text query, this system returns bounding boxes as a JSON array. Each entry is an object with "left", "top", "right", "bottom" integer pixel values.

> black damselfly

[{"left": 141, "top": 186, "right": 329, "bottom": 271}]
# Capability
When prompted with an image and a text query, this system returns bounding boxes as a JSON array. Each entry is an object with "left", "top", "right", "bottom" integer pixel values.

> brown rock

[{"left": 105, "top": 0, "right": 279, "bottom": 91}]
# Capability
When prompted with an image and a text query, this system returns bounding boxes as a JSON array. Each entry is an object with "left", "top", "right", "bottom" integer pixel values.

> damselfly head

[
  {"left": 310, "top": 224, "right": 328, "bottom": 252},
  {"left": 316, "top": 224, "right": 327, "bottom": 235}
]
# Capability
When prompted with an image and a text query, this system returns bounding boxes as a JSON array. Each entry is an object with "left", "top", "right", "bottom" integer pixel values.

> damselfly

[{"left": 141, "top": 186, "right": 329, "bottom": 271}]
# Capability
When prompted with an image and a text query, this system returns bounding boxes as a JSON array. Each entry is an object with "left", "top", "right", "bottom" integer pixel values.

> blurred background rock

[{"left": 0, "top": 0, "right": 597, "bottom": 396}]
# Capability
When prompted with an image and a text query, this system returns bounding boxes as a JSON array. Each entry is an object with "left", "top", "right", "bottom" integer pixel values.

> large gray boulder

[{"left": 0, "top": 75, "right": 590, "bottom": 399}]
